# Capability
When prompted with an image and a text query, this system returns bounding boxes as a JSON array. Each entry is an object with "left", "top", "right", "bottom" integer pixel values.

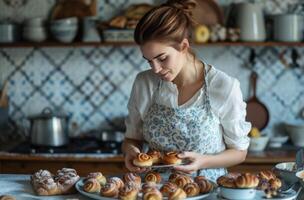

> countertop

[
  {"left": 0, "top": 148, "right": 297, "bottom": 163},
  {"left": 0, "top": 174, "right": 303, "bottom": 200}
]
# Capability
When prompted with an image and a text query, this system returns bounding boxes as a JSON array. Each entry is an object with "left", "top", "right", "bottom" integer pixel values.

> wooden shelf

[{"left": 0, "top": 41, "right": 304, "bottom": 48}]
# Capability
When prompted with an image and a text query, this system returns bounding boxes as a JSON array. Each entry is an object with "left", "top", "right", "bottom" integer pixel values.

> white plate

[{"left": 75, "top": 179, "right": 216, "bottom": 200}]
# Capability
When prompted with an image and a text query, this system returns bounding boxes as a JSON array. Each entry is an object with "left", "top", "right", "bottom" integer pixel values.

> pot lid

[{"left": 28, "top": 107, "right": 67, "bottom": 119}]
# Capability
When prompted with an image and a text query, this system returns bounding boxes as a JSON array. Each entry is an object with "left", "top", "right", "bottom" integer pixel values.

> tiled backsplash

[{"left": 0, "top": 0, "right": 303, "bottom": 137}]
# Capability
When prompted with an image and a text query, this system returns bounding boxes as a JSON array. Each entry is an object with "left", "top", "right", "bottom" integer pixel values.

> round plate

[{"left": 76, "top": 179, "right": 216, "bottom": 200}]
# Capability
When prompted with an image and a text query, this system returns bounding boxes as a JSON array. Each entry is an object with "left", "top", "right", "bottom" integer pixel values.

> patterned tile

[{"left": 0, "top": 0, "right": 303, "bottom": 136}]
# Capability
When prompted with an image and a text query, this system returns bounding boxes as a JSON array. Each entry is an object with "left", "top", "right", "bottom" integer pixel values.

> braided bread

[
  {"left": 144, "top": 171, "right": 162, "bottom": 183},
  {"left": 83, "top": 178, "right": 101, "bottom": 193},
  {"left": 269, "top": 178, "right": 282, "bottom": 190},
  {"left": 133, "top": 153, "right": 153, "bottom": 167},
  {"left": 235, "top": 173, "right": 259, "bottom": 188},
  {"left": 258, "top": 170, "right": 276, "bottom": 181},
  {"left": 217, "top": 176, "right": 236, "bottom": 188}
]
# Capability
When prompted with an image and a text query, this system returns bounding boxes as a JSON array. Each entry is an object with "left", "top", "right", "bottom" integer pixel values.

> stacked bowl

[{"left": 50, "top": 17, "right": 78, "bottom": 43}]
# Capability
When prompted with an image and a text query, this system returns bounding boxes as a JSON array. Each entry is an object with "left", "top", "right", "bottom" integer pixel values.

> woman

[{"left": 122, "top": 0, "right": 251, "bottom": 182}]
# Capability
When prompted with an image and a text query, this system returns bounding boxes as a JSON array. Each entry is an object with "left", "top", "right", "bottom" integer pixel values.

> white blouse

[{"left": 125, "top": 65, "right": 251, "bottom": 150}]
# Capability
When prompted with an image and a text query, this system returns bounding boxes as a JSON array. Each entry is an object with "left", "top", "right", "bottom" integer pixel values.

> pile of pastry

[
  {"left": 216, "top": 170, "right": 282, "bottom": 198},
  {"left": 83, "top": 170, "right": 214, "bottom": 200},
  {"left": 133, "top": 150, "right": 183, "bottom": 167},
  {"left": 31, "top": 168, "right": 80, "bottom": 196}
]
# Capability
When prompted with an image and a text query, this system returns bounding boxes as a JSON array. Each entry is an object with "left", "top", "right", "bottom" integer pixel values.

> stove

[{"left": 8, "top": 137, "right": 122, "bottom": 155}]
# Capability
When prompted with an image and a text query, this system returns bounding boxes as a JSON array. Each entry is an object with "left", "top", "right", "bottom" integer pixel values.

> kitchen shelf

[{"left": 1, "top": 41, "right": 304, "bottom": 48}]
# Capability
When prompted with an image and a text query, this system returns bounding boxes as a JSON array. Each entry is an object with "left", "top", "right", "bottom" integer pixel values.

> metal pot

[{"left": 28, "top": 107, "right": 69, "bottom": 147}]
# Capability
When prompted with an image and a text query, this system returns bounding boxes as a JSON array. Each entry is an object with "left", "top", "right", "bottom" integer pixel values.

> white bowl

[
  {"left": 249, "top": 136, "right": 269, "bottom": 151},
  {"left": 50, "top": 17, "right": 78, "bottom": 29},
  {"left": 50, "top": 25, "right": 78, "bottom": 43},
  {"left": 273, "top": 162, "right": 298, "bottom": 185},
  {"left": 285, "top": 123, "right": 304, "bottom": 147},
  {"left": 269, "top": 136, "right": 289, "bottom": 148},
  {"left": 220, "top": 187, "right": 256, "bottom": 200},
  {"left": 295, "top": 170, "right": 304, "bottom": 188}
]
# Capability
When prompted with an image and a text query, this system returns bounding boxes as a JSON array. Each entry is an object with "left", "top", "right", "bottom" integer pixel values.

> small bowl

[
  {"left": 285, "top": 123, "right": 304, "bottom": 147},
  {"left": 220, "top": 187, "right": 256, "bottom": 200},
  {"left": 295, "top": 169, "right": 304, "bottom": 188},
  {"left": 249, "top": 136, "right": 269, "bottom": 151},
  {"left": 50, "top": 25, "right": 78, "bottom": 43},
  {"left": 269, "top": 136, "right": 289, "bottom": 148},
  {"left": 50, "top": 17, "right": 78, "bottom": 29},
  {"left": 273, "top": 162, "right": 298, "bottom": 185}
]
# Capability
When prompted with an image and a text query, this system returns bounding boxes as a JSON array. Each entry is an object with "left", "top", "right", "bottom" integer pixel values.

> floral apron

[{"left": 142, "top": 65, "right": 227, "bottom": 182}]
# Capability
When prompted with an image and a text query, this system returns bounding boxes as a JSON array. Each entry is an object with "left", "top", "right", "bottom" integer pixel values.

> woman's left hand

[{"left": 173, "top": 151, "right": 207, "bottom": 174}]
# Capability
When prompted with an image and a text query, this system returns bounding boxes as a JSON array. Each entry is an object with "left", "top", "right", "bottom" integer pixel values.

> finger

[{"left": 178, "top": 151, "right": 194, "bottom": 159}]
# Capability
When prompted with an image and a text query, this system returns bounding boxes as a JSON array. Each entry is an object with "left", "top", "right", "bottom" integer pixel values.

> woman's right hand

[{"left": 124, "top": 145, "right": 147, "bottom": 173}]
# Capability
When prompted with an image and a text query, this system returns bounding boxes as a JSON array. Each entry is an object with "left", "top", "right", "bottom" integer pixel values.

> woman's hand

[
  {"left": 173, "top": 151, "right": 208, "bottom": 174},
  {"left": 124, "top": 145, "right": 148, "bottom": 173}
]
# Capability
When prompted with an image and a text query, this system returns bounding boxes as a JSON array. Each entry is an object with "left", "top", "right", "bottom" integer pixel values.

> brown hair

[{"left": 134, "top": 0, "right": 197, "bottom": 48}]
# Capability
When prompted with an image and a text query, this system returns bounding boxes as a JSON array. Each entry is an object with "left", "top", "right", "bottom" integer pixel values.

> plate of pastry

[
  {"left": 76, "top": 171, "right": 217, "bottom": 200},
  {"left": 133, "top": 151, "right": 188, "bottom": 169}
]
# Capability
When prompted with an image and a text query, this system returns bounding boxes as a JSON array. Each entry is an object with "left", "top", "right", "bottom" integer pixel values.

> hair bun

[{"left": 165, "top": 0, "right": 196, "bottom": 14}]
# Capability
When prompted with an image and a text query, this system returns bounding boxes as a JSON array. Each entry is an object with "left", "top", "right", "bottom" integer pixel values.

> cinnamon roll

[
  {"left": 0, "top": 195, "right": 16, "bottom": 200},
  {"left": 143, "top": 187, "right": 163, "bottom": 200},
  {"left": 194, "top": 175, "right": 206, "bottom": 183},
  {"left": 100, "top": 182, "right": 119, "bottom": 198},
  {"left": 144, "top": 171, "right": 162, "bottom": 183},
  {"left": 162, "top": 152, "right": 182, "bottom": 165},
  {"left": 107, "top": 177, "right": 124, "bottom": 190},
  {"left": 123, "top": 172, "right": 141, "bottom": 189},
  {"left": 147, "top": 150, "right": 161, "bottom": 164},
  {"left": 86, "top": 172, "right": 106, "bottom": 186},
  {"left": 83, "top": 178, "right": 101, "bottom": 193},
  {"left": 141, "top": 182, "right": 157, "bottom": 193},
  {"left": 168, "top": 187, "right": 187, "bottom": 200},
  {"left": 196, "top": 179, "right": 213, "bottom": 194},
  {"left": 119, "top": 182, "right": 139, "bottom": 200},
  {"left": 168, "top": 172, "right": 181, "bottom": 183},
  {"left": 160, "top": 182, "right": 178, "bottom": 197},
  {"left": 183, "top": 182, "right": 200, "bottom": 197},
  {"left": 133, "top": 153, "right": 153, "bottom": 167},
  {"left": 174, "top": 175, "right": 193, "bottom": 188}
]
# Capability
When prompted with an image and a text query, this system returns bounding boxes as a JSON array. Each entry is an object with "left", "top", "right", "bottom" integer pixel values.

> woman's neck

[{"left": 172, "top": 53, "right": 204, "bottom": 89}]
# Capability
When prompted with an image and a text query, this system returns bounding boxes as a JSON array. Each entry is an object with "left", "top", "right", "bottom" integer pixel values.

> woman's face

[{"left": 140, "top": 41, "right": 187, "bottom": 82}]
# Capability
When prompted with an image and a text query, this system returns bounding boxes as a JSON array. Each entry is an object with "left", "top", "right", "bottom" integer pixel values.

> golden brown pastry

[
  {"left": 162, "top": 152, "right": 182, "bottom": 165},
  {"left": 119, "top": 182, "right": 139, "bottom": 200},
  {"left": 160, "top": 182, "right": 178, "bottom": 197},
  {"left": 183, "top": 182, "right": 200, "bottom": 197},
  {"left": 123, "top": 172, "right": 142, "bottom": 189},
  {"left": 216, "top": 176, "right": 236, "bottom": 188},
  {"left": 144, "top": 170, "right": 162, "bottom": 183},
  {"left": 109, "top": 15, "right": 127, "bottom": 29},
  {"left": 100, "top": 182, "right": 119, "bottom": 198},
  {"left": 235, "top": 173, "right": 259, "bottom": 188},
  {"left": 143, "top": 187, "right": 163, "bottom": 200},
  {"left": 141, "top": 182, "right": 157, "bottom": 193},
  {"left": 54, "top": 168, "right": 80, "bottom": 194},
  {"left": 196, "top": 179, "right": 213, "bottom": 194},
  {"left": 125, "top": 3, "right": 154, "bottom": 20},
  {"left": 168, "top": 172, "right": 182, "bottom": 183},
  {"left": 107, "top": 177, "right": 124, "bottom": 190},
  {"left": 174, "top": 175, "right": 193, "bottom": 188},
  {"left": 269, "top": 178, "right": 282, "bottom": 190},
  {"left": 147, "top": 150, "right": 162, "bottom": 164},
  {"left": 83, "top": 178, "right": 101, "bottom": 193},
  {"left": 133, "top": 153, "right": 153, "bottom": 167},
  {"left": 258, "top": 179, "right": 270, "bottom": 191},
  {"left": 264, "top": 187, "right": 278, "bottom": 199},
  {"left": 0, "top": 195, "right": 16, "bottom": 200},
  {"left": 168, "top": 187, "right": 187, "bottom": 200},
  {"left": 86, "top": 172, "right": 106, "bottom": 186},
  {"left": 258, "top": 170, "right": 276, "bottom": 181},
  {"left": 194, "top": 175, "right": 206, "bottom": 183}
]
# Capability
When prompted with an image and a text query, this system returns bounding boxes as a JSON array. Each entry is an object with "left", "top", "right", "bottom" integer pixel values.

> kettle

[
  {"left": 235, "top": 2, "right": 266, "bottom": 41},
  {"left": 28, "top": 107, "right": 69, "bottom": 147}
]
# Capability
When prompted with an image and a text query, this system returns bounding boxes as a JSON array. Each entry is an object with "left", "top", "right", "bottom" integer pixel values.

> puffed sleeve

[
  {"left": 125, "top": 74, "right": 144, "bottom": 140},
  {"left": 220, "top": 79, "right": 251, "bottom": 150}
]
